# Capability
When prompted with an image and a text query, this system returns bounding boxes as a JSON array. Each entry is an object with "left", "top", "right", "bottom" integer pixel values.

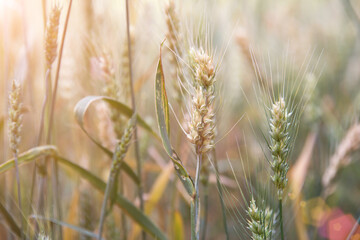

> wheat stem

[
  {"left": 124, "top": 1, "right": 145, "bottom": 239},
  {"left": 98, "top": 116, "right": 135, "bottom": 239},
  {"left": 200, "top": 176, "right": 209, "bottom": 240},
  {"left": 98, "top": 172, "right": 116, "bottom": 239},
  {"left": 14, "top": 152, "right": 24, "bottom": 240},
  {"left": 46, "top": 1, "right": 73, "bottom": 238},
  {"left": 192, "top": 153, "right": 201, "bottom": 240},
  {"left": 279, "top": 199, "right": 284, "bottom": 240},
  {"left": 213, "top": 152, "right": 229, "bottom": 240}
]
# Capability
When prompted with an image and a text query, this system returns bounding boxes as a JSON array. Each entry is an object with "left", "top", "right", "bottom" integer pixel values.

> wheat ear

[
  {"left": 247, "top": 198, "right": 273, "bottom": 240},
  {"left": 8, "top": 79, "right": 24, "bottom": 239},
  {"left": 268, "top": 97, "right": 291, "bottom": 240},
  {"left": 165, "top": 0, "right": 184, "bottom": 103}
]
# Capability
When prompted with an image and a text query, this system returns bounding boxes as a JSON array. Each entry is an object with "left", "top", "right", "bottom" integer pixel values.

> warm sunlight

[{"left": 1, "top": 0, "right": 360, "bottom": 239}]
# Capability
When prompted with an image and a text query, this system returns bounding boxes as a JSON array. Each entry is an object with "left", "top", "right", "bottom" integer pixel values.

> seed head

[
  {"left": 45, "top": 5, "right": 61, "bottom": 68},
  {"left": 269, "top": 97, "right": 291, "bottom": 199},
  {"left": 190, "top": 48, "right": 215, "bottom": 88},
  {"left": 8, "top": 80, "right": 23, "bottom": 155},
  {"left": 111, "top": 116, "right": 136, "bottom": 173},
  {"left": 186, "top": 48, "right": 216, "bottom": 154},
  {"left": 247, "top": 198, "right": 273, "bottom": 240}
]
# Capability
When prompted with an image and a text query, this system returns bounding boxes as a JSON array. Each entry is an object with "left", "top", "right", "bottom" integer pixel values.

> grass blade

[
  {"left": 74, "top": 96, "right": 141, "bottom": 184},
  {"left": 0, "top": 201, "right": 22, "bottom": 238},
  {"left": 155, "top": 49, "right": 195, "bottom": 197},
  {"left": 56, "top": 156, "right": 167, "bottom": 240},
  {"left": 30, "top": 215, "right": 100, "bottom": 239},
  {"left": 130, "top": 163, "right": 173, "bottom": 239},
  {"left": 0, "top": 148, "right": 167, "bottom": 240},
  {"left": 74, "top": 95, "right": 159, "bottom": 140},
  {"left": 0, "top": 146, "right": 57, "bottom": 174},
  {"left": 173, "top": 210, "right": 184, "bottom": 240}
]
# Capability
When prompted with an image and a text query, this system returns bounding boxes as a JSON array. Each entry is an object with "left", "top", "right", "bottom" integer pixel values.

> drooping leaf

[
  {"left": 0, "top": 145, "right": 57, "bottom": 174},
  {"left": 73, "top": 96, "right": 140, "bottom": 185},
  {"left": 155, "top": 48, "right": 195, "bottom": 197},
  {"left": 74, "top": 95, "right": 159, "bottom": 140}
]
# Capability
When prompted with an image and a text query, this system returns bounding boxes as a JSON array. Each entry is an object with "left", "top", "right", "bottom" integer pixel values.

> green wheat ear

[
  {"left": 247, "top": 198, "right": 273, "bottom": 240},
  {"left": 269, "top": 97, "right": 291, "bottom": 200}
]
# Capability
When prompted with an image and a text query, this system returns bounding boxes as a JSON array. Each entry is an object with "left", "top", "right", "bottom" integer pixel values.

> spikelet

[
  {"left": 165, "top": 0, "right": 184, "bottom": 103},
  {"left": 247, "top": 198, "right": 273, "bottom": 240},
  {"left": 45, "top": 4, "right": 61, "bottom": 69},
  {"left": 95, "top": 53, "right": 124, "bottom": 139},
  {"left": 186, "top": 48, "right": 216, "bottom": 154},
  {"left": 8, "top": 79, "right": 23, "bottom": 155},
  {"left": 95, "top": 54, "right": 117, "bottom": 97},
  {"left": 111, "top": 115, "right": 136, "bottom": 175},
  {"left": 269, "top": 97, "right": 291, "bottom": 200}
]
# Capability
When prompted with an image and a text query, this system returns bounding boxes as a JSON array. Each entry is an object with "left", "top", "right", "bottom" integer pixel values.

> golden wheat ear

[
  {"left": 45, "top": 4, "right": 61, "bottom": 69},
  {"left": 8, "top": 79, "right": 25, "bottom": 238}
]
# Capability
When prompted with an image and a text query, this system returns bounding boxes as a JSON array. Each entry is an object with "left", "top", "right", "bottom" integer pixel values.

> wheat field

[{"left": 1, "top": 0, "right": 360, "bottom": 239}]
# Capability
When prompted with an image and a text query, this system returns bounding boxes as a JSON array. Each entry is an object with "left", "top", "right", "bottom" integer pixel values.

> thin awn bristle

[{"left": 45, "top": 4, "right": 61, "bottom": 69}]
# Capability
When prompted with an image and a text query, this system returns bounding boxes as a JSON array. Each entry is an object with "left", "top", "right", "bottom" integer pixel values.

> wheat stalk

[
  {"left": 98, "top": 115, "right": 136, "bottom": 239},
  {"left": 322, "top": 123, "right": 360, "bottom": 197},
  {"left": 8, "top": 79, "right": 24, "bottom": 240},
  {"left": 184, "top": 47, "right": 217, "bottom": 240}
]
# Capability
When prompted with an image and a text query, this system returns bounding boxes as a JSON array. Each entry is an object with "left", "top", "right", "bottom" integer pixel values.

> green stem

[
  {"left": 14, "top": 152, "right": 24, "bottom": 240},
  {"left": 192, "top": 153, "right": 201, "bottom": 240},
  {"left": 124, "top": 1, "right": 145, "bottom": 239},
  {"left": 279, "top": 199, "right": 284, "bottom": 240},
  {"left": 98, "top": 172, "right": 115, "bottom": 239},
  {"left": 213, "top": 151, "right": 229, "bottom": 240},
  {"left": 46, "top": 1, "right": 73, "bottom": 238},
  {"left": 200, "top": 180, "right": 209, "bottom": 240},
  {"left": 119, "top": 174, "right": 127, "bottom": 240}
]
